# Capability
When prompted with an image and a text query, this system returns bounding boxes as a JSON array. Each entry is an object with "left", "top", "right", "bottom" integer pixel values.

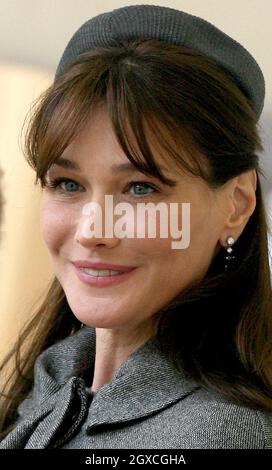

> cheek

[
  {"left": 128, "top": 237, "right": 172, "bottom": 260},
  {"left": 40, "top": 199, "right": 76, "bottom": 251},
  {"left": 124, "top": 210, "right": 175, "bottom": 258},
  {"left": 124, "top": 203, "right": 196, "bottom": 262}
]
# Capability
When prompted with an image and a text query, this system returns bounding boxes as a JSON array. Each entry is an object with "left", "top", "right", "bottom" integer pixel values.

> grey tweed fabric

[
  {"left": 55, "top": 4, "right": 265, "bottom": 119},
  {"left": 0, "top": 320, "right": 271, "bottom": 449}
]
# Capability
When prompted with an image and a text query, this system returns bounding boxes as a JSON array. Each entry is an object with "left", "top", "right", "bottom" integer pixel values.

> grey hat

[{"left": 55, "top": 4, "right": 265, "bottom": 119}]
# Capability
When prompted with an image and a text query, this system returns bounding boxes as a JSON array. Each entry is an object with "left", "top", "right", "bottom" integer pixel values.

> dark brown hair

[{"left": 1, "top": 39, "right": 272, "bottom": 439}]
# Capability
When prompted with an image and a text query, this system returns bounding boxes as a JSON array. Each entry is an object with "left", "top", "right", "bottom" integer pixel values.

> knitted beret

[{"left": 55, "top": 4, "right": 265, "bottom": 119}]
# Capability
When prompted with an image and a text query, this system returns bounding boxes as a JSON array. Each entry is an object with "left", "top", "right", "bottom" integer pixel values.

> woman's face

[{"left": 40, "top": 104, "right": 228, "bottom": 336}]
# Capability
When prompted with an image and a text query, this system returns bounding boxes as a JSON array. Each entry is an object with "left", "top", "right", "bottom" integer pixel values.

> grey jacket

[{"left": 0, "top": 324, "right": 271, "bottom": 449}]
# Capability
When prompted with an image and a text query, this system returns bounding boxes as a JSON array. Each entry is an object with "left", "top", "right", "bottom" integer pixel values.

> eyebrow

[
  {"left": 51, "top": 157, "right": 147, "bottom": 173},
  {"left": 49, "top": 157, "right": 178, "bottom": 186},
  {"left": 50, "top": 157, "right": 170, "bottom": 175}
]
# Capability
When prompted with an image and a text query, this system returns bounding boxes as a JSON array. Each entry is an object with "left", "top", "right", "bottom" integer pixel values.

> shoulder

[{"left": 172, "top": 387, "right": 272, "bottom": 449}]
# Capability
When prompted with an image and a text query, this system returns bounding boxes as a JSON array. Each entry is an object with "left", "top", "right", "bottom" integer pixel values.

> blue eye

[
  {"left": 127, "top": 182, "right": 157, "bottom": 197},
  {"left": 44, "top": 177, "right": 158, "bottom": 198},
  {"left": 44, "top": 177, "right": 81, "bottom": 193}
]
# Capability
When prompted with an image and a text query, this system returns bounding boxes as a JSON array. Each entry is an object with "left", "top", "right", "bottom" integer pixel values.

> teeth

[{"left": 80, "top": 268, "right": 122, "bottom": 277}]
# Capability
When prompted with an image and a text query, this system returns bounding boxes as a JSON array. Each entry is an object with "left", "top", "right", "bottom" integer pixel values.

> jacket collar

[
  {"left": 84, "top": 330, "right": 200, "bottom": 433},
  {"left": 29, "top": 323, "right": 200, "bottom": 432}
]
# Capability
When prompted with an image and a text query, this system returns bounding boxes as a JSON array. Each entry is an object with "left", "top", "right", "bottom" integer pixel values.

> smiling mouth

[
  {"left": 73, "top": 264, "right": 137, "bottom": 288},
  {"left": 79, "top": 267, "right": 127, "bottom": 277}
]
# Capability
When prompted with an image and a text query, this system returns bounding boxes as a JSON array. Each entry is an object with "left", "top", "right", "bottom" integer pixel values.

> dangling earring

[{"left": 224, "top": 236, "right": 235, "bottom": 270}]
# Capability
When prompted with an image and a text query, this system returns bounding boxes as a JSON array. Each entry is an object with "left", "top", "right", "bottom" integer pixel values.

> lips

[{"left": 72, "top": 260, "right": 136, "bottom": 273}]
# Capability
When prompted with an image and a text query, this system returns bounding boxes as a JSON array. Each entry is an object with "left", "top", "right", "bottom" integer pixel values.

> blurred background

[{"left": 0, "top": 0, "right": 271, "bottom": 359}]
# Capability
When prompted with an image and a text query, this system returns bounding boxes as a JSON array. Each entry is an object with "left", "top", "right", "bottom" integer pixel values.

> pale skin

[{"left": 40, "top": 103, "right": 257, "bottom": 393}]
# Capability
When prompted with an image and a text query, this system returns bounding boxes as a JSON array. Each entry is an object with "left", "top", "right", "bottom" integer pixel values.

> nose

[{"left": 74, "top": 197, "right": 120, "bottom": 248}]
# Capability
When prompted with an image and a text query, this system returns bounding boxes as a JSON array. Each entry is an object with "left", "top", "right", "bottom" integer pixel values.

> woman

[{"left": 0, "top": 4, "right": 272, "bottom": 449}]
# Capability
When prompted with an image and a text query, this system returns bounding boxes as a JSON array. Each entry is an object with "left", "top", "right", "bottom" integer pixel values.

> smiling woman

[{"left": 0, "top": 4, "right": 272, "bottom": 449}]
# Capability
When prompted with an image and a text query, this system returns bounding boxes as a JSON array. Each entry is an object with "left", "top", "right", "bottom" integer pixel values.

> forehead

[
  {"left": 48, "top": 121, "right": 178, "bottom": 178},
  {"left": 55, "top": 103, "right": 172, "bottom": 161},
  {"left": 46, "top": 102, "right": 208, "bottom": 187}
]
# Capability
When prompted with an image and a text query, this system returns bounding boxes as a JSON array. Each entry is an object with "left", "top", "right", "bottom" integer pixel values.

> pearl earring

[{"left": 224, "top": 236, "right": 235, "bottom": 270}]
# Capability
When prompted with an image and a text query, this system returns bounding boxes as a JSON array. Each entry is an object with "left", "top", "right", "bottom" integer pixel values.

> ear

[{"left": 219, "top": 169, "right": 257, "bottom": 245}]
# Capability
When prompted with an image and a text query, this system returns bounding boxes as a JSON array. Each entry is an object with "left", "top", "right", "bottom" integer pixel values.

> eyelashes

[
  {"left": 44, "top": 176, "right": 160, "bottom": 199},
  {"left": 44, "top": 177, "right": 81, "bottom": 192}
]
